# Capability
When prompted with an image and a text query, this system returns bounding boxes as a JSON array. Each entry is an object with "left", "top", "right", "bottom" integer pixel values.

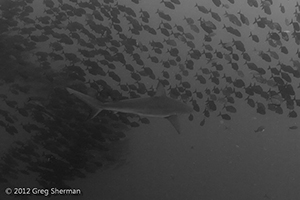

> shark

[{"left": 66, "top": 82, "right": 193, "bottom": 134}]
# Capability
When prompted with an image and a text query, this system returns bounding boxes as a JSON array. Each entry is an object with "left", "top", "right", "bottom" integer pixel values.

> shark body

[{"left": 66, "top": 82, "right": 193, "bottom": 134}]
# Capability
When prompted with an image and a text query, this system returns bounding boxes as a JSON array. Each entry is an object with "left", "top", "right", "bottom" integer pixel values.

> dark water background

[{"left": 0, "top": 0, "right": 300, "bottom": 199}]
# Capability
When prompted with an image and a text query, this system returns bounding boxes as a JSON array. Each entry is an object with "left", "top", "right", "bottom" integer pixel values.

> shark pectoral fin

[
  {"left": 81, "top": 107, "right": 102, "bottom": 122},
  {"left": 89, "top": 108, "right": 103, "bottom": 119},
  {"left": 166, "top": 115, "right": 181, "bottom": 134},
  {"left": 66, "top": 87, "right": 103, "bottom": 119}
]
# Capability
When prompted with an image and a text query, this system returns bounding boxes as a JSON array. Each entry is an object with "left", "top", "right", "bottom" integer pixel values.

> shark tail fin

[{"left": 66, "top": 88, "right": 103, "bottom": 119}]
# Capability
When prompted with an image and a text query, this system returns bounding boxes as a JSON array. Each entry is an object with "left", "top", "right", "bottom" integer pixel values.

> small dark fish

[
  {"left": 278, "top": 4, "right": 286, "bottom": 14},
  {"left": 272, "top": 76, "right": 284, "bottom": 85},
  {"left": 231, "top": 53, "right": 239, "bottom": 61},
  {"left": 224, "top": 11, "right": 242, "bottom": 26},
  {"left": 190, "top": 24, "right": 200, "bottom": 33},
  {"left": 131, "top": 0, "right": 140, "bottom": 4},
  {"left": 157, "top": 26, "right": 170, "bottom": 36},
  {"left": 249, "top": 32, "right": 259, "bottom": 42},
  {"left": 233, "top": 79, "right": 245, "bottom": 88},
  {"left": 200, "top": 118, "right": 205, "bottom": 126},
  {"left": 199, "top": 18, "right": 215, "bottom": 33},
  {"left": 253, "top": 17, "right": 266, "bottom": 28},
  {"left": 246, "top": 96, "right": 255, "bottom": 108},
  {"left": 4, "top": 100, "right": 18, "bottom": 108},
  {"left": 232, "top": 39, "right": 245, "bottom": 52},
  {"left": 256, "top": 102, "right": 266, "bottom": 115},
  {"left": 184, "top": 32, "right": 195, "bottom": 40},
  {"left": 161, "top": 0, "right": 175, "bottom": 9},
  {"left": 43, "top": 0, "right": 55, "bottom": 8},
  {"left": 223, "top": 105, "right": 237, "bottom": 113},
  {"left": 5, "top": 124, "right": 18, "bottom": 135},
  {"left": 163, "top": 38, "right": 177, "bottom": 46},
  {"left": 148, "top": 55, "right": 159, "bottom": 63},
  {"left": 188, "top": 114, "right": 194, "bottom": 121},
  {"left": 288, "top": 110, "right": 297, "bottom": 118},
  {"left": 280, "top": 46, "right": 288, "bottom": 54},
  {"left": 280, "top": 31, "right": 289, "bottom": 41},
  {"left": 254, "top": 126, "right": 265, "bottom": 133},
  {"left": 267, "top": 49, "right": 279, "bottom": 59},
  {"left": 269, "top": 32, "right": 280, "bottom": 41},
  {"left": 212, "top": 0, "right": 222, "bottom": 7},
  {"left": 156, "top": 9, "right": 171, "bottom": 21},
  {"left": 181, "top": 81, "right": 191, "bottom": 89},
  {"left": 238, "top": 10, "right": 249, "bottom": 25},
  {"left": 203, "top": 109, "right": 210, "bottom": 118},
  {"left": 223, "top": 24, "right": 241, "bottom": 37},
  {"left": 281, "top": 72, "right": 291, "bottom": 82},
  {"left": 206, "top": 99, "right": 217, "bottom": 111},
  {"left": 160, "top": 21, "right": 172, "bottom": 30},
  {"left": 261, "top": 1, "right": 272, "bottom": 15},
  {"left": 16, "top": 107, "right": 29, "bottom": 117},
  {"left": 131, "top": 72, "right": 141, "bottom": 81},
  {"left": 174, "top": 24, "right": 184, "bottom": 32},
  {"left": 195, "top": 4, "right": 209, "bottom": 14},
  {"left": 218, "top": 112, "right": 231, "bottom": 120},
  {"left": 191, "top": 99, "right": 200, "bottom": 112},
  {"left": 258, "top": 51, "right": 271, "bottom": 62},
  {"left": 209, "top": 9, "right": 221, "bottom": 22},
  {"left": 184, "top": 16, "right": 194, "bottom": 25},
  {"left": 288, "top": 126, "right": 298, "bottom": 130}
]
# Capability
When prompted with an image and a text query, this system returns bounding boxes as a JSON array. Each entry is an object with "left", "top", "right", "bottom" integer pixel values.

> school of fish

[{"left": 1, "top": 0, "right": 300, "bottom": 189}]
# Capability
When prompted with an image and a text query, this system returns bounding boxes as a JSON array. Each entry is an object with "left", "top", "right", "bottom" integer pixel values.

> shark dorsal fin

[{"left": 154, "top": 82, "right": 166, "bottom": 97}]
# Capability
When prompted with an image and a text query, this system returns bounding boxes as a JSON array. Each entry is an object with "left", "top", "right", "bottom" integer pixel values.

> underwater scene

[{"left": 1, "top": 0, "right": 300, "bottom": 199}]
